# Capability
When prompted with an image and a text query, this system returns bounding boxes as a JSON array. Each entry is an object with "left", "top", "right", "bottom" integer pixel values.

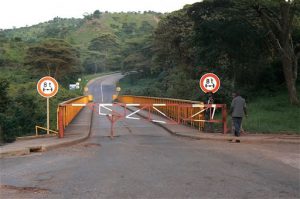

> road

[{"left": 1, "top": 73, "right": 299, "bottom": 199}]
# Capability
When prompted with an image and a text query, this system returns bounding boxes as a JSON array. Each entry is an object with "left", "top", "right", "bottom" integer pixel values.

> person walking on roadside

[
  {"left": 230, "top": 92, "right": 247, "bottom": 141},
  {"left": 231, "top": 93, "right": 245, "bottom": 134}
]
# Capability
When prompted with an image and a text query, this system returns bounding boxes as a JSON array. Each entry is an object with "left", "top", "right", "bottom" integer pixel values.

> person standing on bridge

[
  {"left": 230, "top": 91, "right": 247, "bottom": 139},
  {"left": 205, "top": 92, "right": 214, "bottom": 132}
]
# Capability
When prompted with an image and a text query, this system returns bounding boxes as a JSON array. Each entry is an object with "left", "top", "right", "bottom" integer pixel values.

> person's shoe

[{"left": 235, "top": 139, "right": 240, "bottom": 143}]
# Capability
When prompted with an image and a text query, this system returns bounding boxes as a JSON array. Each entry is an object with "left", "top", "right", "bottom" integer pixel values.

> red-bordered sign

[
  {"left": 199, "top": 73, "right": 220, "bottom": 93},
  {"left": 37, "top": 76, "right": 59, "bottom": 98}
]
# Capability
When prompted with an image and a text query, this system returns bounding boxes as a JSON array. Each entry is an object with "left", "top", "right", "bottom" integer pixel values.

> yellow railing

[
  {"left": 57, "top": 95, "right": 93, "bottom": 137},
  {"left": 35, "top": 125, "right": 58, "bottom": 136},
  {"left": 117, "top": 95, "right": 205, "bottom": 130}
]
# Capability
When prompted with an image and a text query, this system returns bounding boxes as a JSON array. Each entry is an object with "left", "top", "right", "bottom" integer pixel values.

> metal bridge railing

[
  {"left": 117, "top": 95, "right": 227, "bottom": 133},
  {"left": 57, "top": 95, "right": 93, "bottom": 138},
  {"left": 117, "top": 95, "right": 204, "bottom": 130}
]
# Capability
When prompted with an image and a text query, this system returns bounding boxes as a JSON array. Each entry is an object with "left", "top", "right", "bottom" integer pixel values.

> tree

[
  {"left": 153, "top": 6, "right": 195, "bottom": 75},
  {"left": 0, "top": 79, "right": 9, "bottom": 114},
  {"left": 253, "top": 0, "right": 300, "bottom": 105},
  {"left": 43, "top": 25, "right": 69, "bottom": 39},
  {"left": 25, "top": 39, "right": 80, "bottom": 79},
  {"left": 93, "top": 10, "right": 102, "bottom": 19},
  {"left": 88, "top": 34, "right": 120, "bottom": 71},
  {"left": 122, "top": 36, "right": 154, "bottom": 74},
  {"left": 83, "top": 52, "right": 106, "bottom": 74},
  {"left": 187, "top": 0, "right": 271, "bottom": 91},
  {"left": 0, "top": 79, "right": 16, "bottom": 142},
  {"left": 140, "top": 21, "right": 154, "bottom": 33},
  {"left": 88, "top": 33, "right": 119, "bottom": 52}
]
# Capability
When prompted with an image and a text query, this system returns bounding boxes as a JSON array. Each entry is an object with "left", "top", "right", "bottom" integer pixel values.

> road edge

[
  {"left": 0, "top": 106, "right": 94, "bottom": 158},
  {"left": 124, "top": 106, "right": 300, "bottom": 144}
]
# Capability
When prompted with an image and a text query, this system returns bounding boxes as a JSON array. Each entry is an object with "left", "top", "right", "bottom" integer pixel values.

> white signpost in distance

[{"left": 37, "top": 76, "right": 59, "bottom": 135}]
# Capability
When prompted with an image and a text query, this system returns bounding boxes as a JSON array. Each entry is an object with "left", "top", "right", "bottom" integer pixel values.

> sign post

[
  {"left": 37, "top": 76, "right": 59, "bottom": 134},
  {"left": 47, "top": 97, "right": 49, "bottom": 135}
]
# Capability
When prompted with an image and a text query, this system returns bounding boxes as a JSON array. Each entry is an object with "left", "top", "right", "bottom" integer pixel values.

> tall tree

[
  {"left": 253, "top": 0, "right": 299, "bottom": 104},
  {"left": 153, "top": 6, "right": 195, "bottom": 75},
  {"left": 88, "top": 34, "right": 120, "bottom": 71},
  {"left": 25, "top": 39, "right": 80, "bottom": 79},
  {"left": 0, "top": 78, "right": 9, "bottom": 114},
  {"left": 88, "top": 33, "right": 119, "bottom": 52},
  {"left": 187, "top": 0, "right": 270, "bottom": 91}
]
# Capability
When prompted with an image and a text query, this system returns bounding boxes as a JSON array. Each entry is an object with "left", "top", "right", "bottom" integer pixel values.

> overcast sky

[{"left": 0, "top": 0, "right": 200, "bottom": 29}]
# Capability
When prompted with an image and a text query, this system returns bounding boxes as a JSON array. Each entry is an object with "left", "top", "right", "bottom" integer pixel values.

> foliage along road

[{"left": 0, "top": 74, "right": 299, "bottom": 199}]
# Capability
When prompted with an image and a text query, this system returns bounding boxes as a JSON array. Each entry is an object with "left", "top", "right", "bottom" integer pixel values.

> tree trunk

[
  {"left": 254, "top": 0, "right": 299, "bottom": 105},
  {"left": 282, "top": 56, "right": 299, "bottom": 105}
]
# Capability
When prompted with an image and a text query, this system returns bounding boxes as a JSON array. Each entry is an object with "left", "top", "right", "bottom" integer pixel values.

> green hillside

[
  {"left": 3, "top": 11, "right": 161, "bottom": 72},
  {"left": 0, "top": 11, "right": 161, "bottom": 142},
  {"left": 1, "top": 0, "right": 300, "bottom": 142}
]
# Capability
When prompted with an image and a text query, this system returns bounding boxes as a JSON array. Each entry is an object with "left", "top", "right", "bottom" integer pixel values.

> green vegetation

[
  {"left": 0, "top": 11, "right": 160, "bottom": 142},
  {"left": 242, "top": 90, "right": 300, "bottom": 134},
  {"left": 118, "top": 0, "right": 299, "bottom": 133},
  {"left": 1, "top": 1, "right": 300, "bottom": 142},
  {"left": 3, "top": 12, "right": 160, "bottom": 74},
  {"left": 0, "top": 72, "right": 79, "bottom": 142},
  {"left": 120, "top": 74, "right": 300, "bottom": 134}
]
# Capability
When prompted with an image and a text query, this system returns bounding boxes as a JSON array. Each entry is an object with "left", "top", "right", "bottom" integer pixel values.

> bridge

[{"left": 0, "top": 73, "right": 299, "bottom": 199}]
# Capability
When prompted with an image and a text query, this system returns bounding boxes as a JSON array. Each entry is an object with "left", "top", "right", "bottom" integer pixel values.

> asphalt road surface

[{"left": 1, "top": 73, "right": 299, "bottom": 199}]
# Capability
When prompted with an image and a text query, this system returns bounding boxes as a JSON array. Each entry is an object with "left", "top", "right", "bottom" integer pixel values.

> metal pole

[
  {"left": 222, "top": 104, "right": 227, "bottom": 134},
  {"left": 47, "top": 97, "right": 50, "bottom": 135},
  {"left": 58, "top": 106, "right": 64, "bottom": 138}
]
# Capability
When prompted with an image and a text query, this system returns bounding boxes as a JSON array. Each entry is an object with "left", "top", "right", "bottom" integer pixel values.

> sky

[{"left": 0, "top": 0, "right": 200, "bottom": 29}]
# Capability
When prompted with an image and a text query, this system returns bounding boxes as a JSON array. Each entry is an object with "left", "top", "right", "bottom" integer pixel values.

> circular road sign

[
  {"left": 199, "top": 73, "right": 220, "bottom": 93},
  {"left": 37, "top": 76, "right": 59, "bottom": 98}
]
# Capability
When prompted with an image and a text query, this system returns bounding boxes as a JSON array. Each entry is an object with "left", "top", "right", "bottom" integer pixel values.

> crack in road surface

[{"left": 0, "top": 184, "right": 49, "bottom": 193}]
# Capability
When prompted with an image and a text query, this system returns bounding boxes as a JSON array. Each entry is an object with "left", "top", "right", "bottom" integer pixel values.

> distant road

[
  {"left": 87, "top": 73, "right": 123, "bottom": 103},
  {"left": 0, "top": 73, "right": 299, "bottom": 199}
]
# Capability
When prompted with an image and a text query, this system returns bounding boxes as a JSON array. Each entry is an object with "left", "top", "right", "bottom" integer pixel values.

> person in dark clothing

[
  {"left": 205, "top": 92, "right": 214, "bottom": 132},
  {"left": 230, "top": 92, "right": 247, "bottom": 141},
  {"left": 231, "top": 93, "right": 245, "bottom": 134}
]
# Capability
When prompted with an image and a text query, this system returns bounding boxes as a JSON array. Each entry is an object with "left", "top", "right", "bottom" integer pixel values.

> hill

[
  {"left": 0, "top": 11, "right": 161, "bottom": 142},
  {"left": 2, "top": 11, "right": 161, "bottom": 73}
]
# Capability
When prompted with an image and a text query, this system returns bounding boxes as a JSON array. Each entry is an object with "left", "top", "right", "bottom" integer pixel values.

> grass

[
  {"left": 241, "top": 91, "right": 300, "bottom": 134},
  {"left": 120, "top": 75, "right": 300, "bottom": 134}
]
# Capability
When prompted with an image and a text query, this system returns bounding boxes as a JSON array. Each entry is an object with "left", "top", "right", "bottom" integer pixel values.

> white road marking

[{"left": 152, "top": 120, "right": 166, "bottom": 124}]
